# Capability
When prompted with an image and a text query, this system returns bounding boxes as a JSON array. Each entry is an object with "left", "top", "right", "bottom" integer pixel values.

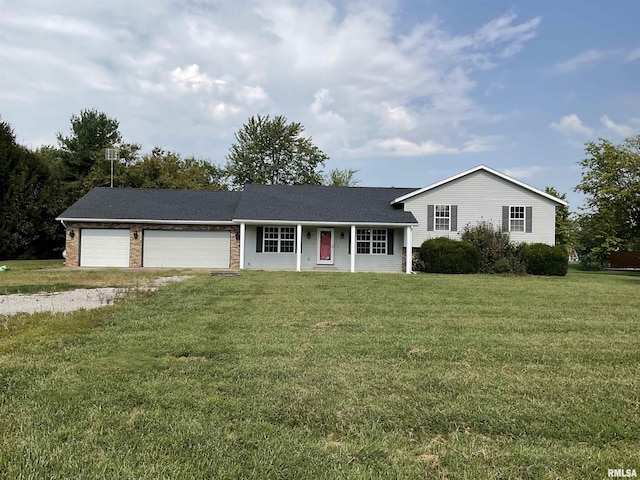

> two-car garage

[{"left": 78, "top": 228, "right": 231, "bottom": 268}]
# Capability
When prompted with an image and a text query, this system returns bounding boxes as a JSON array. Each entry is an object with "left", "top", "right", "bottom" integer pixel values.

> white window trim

[
  {"left": 509, "top": 206, "right": 526, "bottom": 233},
  {"left": 356, "top": 228, "right": 387, "bottom": 255},
  {"left": 434, "top": 204, "right": 451, "bottom": 231},
  {"left": 263, "top": 226, "right": 296, "bottom": 254}
]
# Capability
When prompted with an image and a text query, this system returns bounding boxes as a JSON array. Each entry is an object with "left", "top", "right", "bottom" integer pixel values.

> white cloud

[
  {"left": 310, "top": 89, "right": 346, "bottom": 124},
  {"left": 474, "top": 12, "right": 541, "bottom": 58},
  {"left": 0, "top": 0, "right": 542, "bottom": 165},
  {"left": 600, "top": 115, "right": 635, "bottom": 137},
  {"left": 375, "top": 137, "right": 459, "bottom": 156},
  {"left": 549, "top": 114, "right": 593, "bottom": 136},
  {"left": 384, "top": 106, "right": 417, "bottom": 131},
  {"left": 358, "top": 134, "right": 500, "bottom": 157},
  {"left": 209, "top": 102, "right": 241, "bottom": 119},
  {"left": 627, "top": 47, "right": 640, "bottom": 61},
  {"left": 555, "top": 49, "right": 610, "bottom": 73},
  {"left": 462, "top": 135, "right": 501, "bottom": 153},
  {"left": 0, "top": 13, "right": 107, "bottom": 39},
  {"left": 555, "top": 47, "right": 640, "bottom": 73},
  {"left": 502, "top": 166, "right": 545, "bottom": 180},
  {"left": 170, "top": 64, "right": 216, "bottom": 93}
]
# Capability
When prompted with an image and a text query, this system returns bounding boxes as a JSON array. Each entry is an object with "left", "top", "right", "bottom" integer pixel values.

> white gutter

[
  {"left": 55, "top": 217, "right": 234, "bottom": 225},
  {"left": 232, "top": 219, "right": 418, "bottom": 227}
]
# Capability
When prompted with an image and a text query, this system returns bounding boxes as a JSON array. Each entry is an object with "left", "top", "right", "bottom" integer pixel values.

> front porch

[{"left": 239, "top": 223, "right": 413, "bottom": 273}]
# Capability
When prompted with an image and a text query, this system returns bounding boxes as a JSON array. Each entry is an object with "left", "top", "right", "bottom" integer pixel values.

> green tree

[
  {"left": 0, "top": 118, "right": 65, "bottom": 259},
  {"left": 324, "top": 168, "right": 359, "bottom": 186},
  {"left": 575, "top": 134, "right": 640, "bottom": 262},
  {"left": 226, "top": 115, "right": 328, "bottom": 188},
  {"left": 544, "top": 186, "right": 574, "bottom": 247},
  {"left": 57, "top": 108, "right": 121, "bottom": 182},
  {"left": 124, "top": 148, "right": 227, "bottom": 190},
  {"left": 83, "top": 147, "right": 226, "bottom": 190}
]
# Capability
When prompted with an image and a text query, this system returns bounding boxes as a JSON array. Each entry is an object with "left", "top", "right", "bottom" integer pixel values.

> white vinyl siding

[
  {"left": 142, "top": 230, "right": 230, "bottom": 268},
  {"left": 80, "top": 229, "right": 130, "bottom": 267},
  {"left": 404, "top": 169, "right": 558, "bottom": 247}
]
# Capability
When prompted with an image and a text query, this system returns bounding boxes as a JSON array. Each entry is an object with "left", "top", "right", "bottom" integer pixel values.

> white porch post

[
  {"left": 405, "top": 226, "right": 413, "bottom": 274},
  {"left": 350, "top": 225, "right": 356, "bottom": 273},
  {"left": 239, "top": 223, "right": 246, "bottom": 270},
  {"left": 296, "top": 224, "right": 302, "bottom": 272}
]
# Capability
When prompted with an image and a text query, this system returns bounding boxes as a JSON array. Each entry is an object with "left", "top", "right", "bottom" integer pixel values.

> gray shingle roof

[
  {"left": 57, "top": 187, "right": 240, "bottom": 222},
  {"left": 57, "top": 185, "right": 419, "bottom": 225},
  {"left": 233, "top": 185, "right": 418, "bottom": 224}
]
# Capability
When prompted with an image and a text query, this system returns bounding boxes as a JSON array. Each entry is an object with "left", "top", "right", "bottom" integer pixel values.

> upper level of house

[{"left": 391, "top": 165, "right": 567, "bottom": 247}]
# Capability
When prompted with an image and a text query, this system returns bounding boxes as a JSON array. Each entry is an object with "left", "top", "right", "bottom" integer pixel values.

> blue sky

[{"left": 1, "top": 0, "right": 639, "bottom": 211}]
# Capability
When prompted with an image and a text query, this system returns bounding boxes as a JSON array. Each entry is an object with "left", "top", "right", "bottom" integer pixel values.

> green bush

[
  {"left": 419, "top": 237, "right": 480, "bottom": 274},
  {"left": 461, "top": 221, "right": 523, "bottom": 274},
  {"left": 520, "top": 243, "right": 568, "bottom": 276},
  {"left": 412, "top": 252, "right": 426, "bottom": 272}
]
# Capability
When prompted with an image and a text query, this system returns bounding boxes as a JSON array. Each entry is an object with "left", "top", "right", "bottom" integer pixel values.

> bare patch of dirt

[{"left": 0, "top": 276, "right": 192, "bottom": 316}]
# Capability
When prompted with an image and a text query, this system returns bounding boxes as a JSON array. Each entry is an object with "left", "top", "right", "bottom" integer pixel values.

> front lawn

[{"left": 1, "top": 269, "right": 638, "bottom": 478}]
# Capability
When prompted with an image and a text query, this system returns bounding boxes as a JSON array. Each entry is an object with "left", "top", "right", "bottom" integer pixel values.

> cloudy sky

[{"left": 1, "top": 0, "right": 639, "bottom": 210}]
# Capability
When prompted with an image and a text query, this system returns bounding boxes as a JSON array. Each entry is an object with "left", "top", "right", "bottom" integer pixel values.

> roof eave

[
  {"left": 390, "top": 165, "right": 569, "bottom": 206},
  {"left": 232, "top": 219, "right": 418, "bottom": 226}
]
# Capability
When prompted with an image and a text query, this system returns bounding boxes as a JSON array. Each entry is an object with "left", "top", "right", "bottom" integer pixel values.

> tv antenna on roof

[{"left": 105, "top": 148, "right": 119, "bottom": 188}]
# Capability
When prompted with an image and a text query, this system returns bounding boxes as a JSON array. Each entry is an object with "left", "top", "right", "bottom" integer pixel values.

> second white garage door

[{"left": 142, "top": 230, "right": 230, "bottom": 268}]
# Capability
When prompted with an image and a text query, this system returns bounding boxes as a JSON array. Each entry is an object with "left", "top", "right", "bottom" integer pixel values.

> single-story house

[{"left": 57, "top": 165, "right": 568, "bottom": 273}]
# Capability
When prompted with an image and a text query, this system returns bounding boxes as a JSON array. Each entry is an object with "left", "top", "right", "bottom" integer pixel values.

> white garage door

[
  {"left": 143, "top": 230, "right": 230, "bottom": 268},
  {"left": 80, "top": 229, "right": 130, "bottom": 267}
]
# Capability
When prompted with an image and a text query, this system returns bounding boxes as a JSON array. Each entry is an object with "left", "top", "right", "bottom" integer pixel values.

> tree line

[
  {"left": 0, "top": 110, "right": 357, "bottom": 260},
  {"left": 1, "top": 108, "right": 638, "bottom": 264}
]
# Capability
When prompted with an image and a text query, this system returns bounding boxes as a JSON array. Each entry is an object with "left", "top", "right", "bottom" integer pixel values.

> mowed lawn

[{"left": 1, "top": 265, "right": 639, "bottom": 479}]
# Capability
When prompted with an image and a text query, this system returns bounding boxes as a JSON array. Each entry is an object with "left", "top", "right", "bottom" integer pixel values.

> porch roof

[{"left": 233, "top": 184, "right": 418, "bottom": 225}]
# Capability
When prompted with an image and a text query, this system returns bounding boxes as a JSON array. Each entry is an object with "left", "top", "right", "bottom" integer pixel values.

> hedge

[
  {"left": 519, "top": 243, "right": 568, "bottom": 276},
  {"left": 419, "top": 237, "right": 480, "bottom": 274}
]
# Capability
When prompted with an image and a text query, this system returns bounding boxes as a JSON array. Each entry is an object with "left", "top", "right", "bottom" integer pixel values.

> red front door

[{"left": 317, "top": 229, "right": 334, "bottom": 264}]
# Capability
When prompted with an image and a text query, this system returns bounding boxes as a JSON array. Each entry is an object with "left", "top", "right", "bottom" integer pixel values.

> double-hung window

[
  {"left": 435, "top": 205, "right": 450, "bottom": 231},
  {"left": 356, "top": 228, "right": 387, "bottom": 254},
  {"left": 263, "top": 226, "right": 295, "bottom": 253},
  {"left": 510, "top": 206, "right": 525, "bottom": 232},
  {"left": 427, "top": 204, "right": 457, "bottom": 232}
]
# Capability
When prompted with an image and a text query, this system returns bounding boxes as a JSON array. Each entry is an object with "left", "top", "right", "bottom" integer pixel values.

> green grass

[{"left": 1, "top": 269, "right": 639, "bottom": 479}]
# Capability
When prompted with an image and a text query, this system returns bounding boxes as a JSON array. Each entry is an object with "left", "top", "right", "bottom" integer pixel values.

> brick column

[
  {"left": 229, "top": 225, "right": 240, "bottom": 270},
  {"left": 129, "top": 228, "right": 142, "bottom": 268},
  {"left": 65, "top": 225, "right": 80, "bottom": 267}
]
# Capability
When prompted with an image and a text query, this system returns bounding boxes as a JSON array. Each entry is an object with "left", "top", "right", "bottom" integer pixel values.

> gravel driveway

[{"left": 0, "top": 276, "right": 191, "bottom": 316}]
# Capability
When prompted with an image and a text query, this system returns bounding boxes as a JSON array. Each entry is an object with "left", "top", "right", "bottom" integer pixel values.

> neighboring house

[{"left": 57, "top": 165, "right": 568, "bottom": 273}]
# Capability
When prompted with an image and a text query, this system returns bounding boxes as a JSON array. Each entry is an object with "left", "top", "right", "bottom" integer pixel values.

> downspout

[{"left": 60, "top": 220, "right": 68, "bottom": 259}]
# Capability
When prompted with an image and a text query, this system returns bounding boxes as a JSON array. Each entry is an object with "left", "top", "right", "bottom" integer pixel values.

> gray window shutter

[
  {"left": 427, "top": 205, "right": 434, "bottom": 231},
  {"left": 450, "top": 205, "right": 458, "bottom": 231},
  {"left": 387, "top": 229, "right": 394, "bottom": 255},
  {"left": 502, "top": 206, "right": 509, "bottom": 232},
  {"left": 526, "top": 207, "right": 533, "bottom": 233},
  {"left": 348, "top": 230, "right": 351, "bottom": 254},
  {"left": 256, "top": 227, "right": 263, "bottom": 252}
]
